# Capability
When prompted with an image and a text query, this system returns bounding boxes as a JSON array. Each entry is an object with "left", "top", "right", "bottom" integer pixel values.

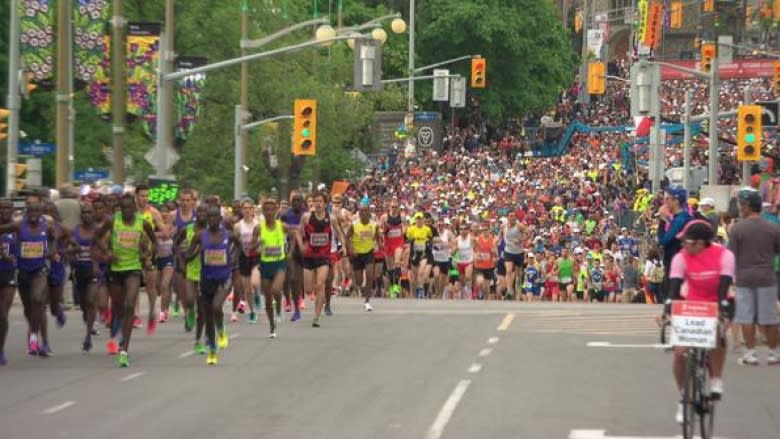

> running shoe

[
  {"left": 275, "top": 315, "right": 282, "bottom": 325},
  {"left": 146, "top": 317, "right": 157, "bottom": 336},
  {"left": 269, "top": 331, "right": 277, "bottom": 339},
  {"left": 254, "top": 292, "right": 261, "bottom": 308},
  {"left": 768, "top": 351, "right": 780, "bottom": 365},
  {"left": 0, "top": 351, "right": 6, "bottom": 366},
  {"left": 171, "top": 301, "right": 180, "bottom": 318},
  {"left": 82, "top": 337, "right": 92, "bottom": 353},
  {"left": 675, "top": 402, "right": 683, "bottom": 424},
  {"left": 117, "top": 350, "right": 130, "bottom": 367},
  {"left": 206, "top": 351, "right": 218, "bottom": 365},
  {"left": 298, "top": 297, "right": 306, "bottom": 310},
  {"left": 133, "top": 316, "right": 143, "bottom": 328},
  {"left": 158, "top": 311, "right": 168, "bottom": 323},
  {"left": 324, "top": 304, "right": 333, "bottom": 316},
  {"left": 230, "top": 312, "right": 238, "bottom": 323},
  {"left": 738, "top": 350, "right": 759, "bottom": 366},
  {"left": 106, "top": 339, "right": 119, "bottom": 355},
  {"left": 185, "top": 309, "right": 195, "bottom": 332},
  {"left": 28, "top": 336, "right": 39, "bottom": 356},
  {"left": 194, "top": 341, "right": 207, "bottom": 355},
  {"left": 291, "top": 310, "right": 301, "bottom": 322},
  {"left": 248, "top": 312, "right": 257, "bottom": 324},
  {"left": 364, "top": 302, "right": 373, "bottom": 312},
  {"left": 342, "top": 278, "right": 352, "bottom": 290},
  {"left": 55, "top": 311, "right": 67, "bottom": 328},
  {"left": 37, "top": 343, "right": 52, "bottom": 357},
  {"left": 90, "top": 322, "right": 100, "bottom": 336},
  {"left": 217, "top": 328, "right": 229, "bottom": 350},
  {"left": 237, "top": 300, "right": 247, "bottom": 314},
  {"left": 283, "top": 297, "right": 292, "bottom": 313},
  {"left": 710, "top": 378, "right": 724, "bottom": 400},
  {"left": 312, "top": 317, "right": 320, "bottom": 328}
]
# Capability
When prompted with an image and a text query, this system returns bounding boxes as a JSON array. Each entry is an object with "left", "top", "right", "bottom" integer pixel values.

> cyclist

[{"left": 663, "top": 220, "right": 734, "bottom": 424}]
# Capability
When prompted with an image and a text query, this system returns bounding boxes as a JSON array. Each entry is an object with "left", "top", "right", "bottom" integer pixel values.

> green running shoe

[
  {"left": 184, "top": 309, "right": 196, "bottom": 332},
  {"left": 117, "top": 351, "right": 130, "bottom": 368},
  {"left": 194, "top": 341, "right": 207, "bottom": 355},
  {"left": 171, "top": 302, "right": 180, "bottom": 318}
]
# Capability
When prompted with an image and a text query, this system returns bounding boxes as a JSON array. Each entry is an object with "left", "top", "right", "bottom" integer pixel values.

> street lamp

[
  {"left": 315, "top": 24, "right": 337, "bottom": 46},
  {"left": 371, "top": 28, "right": 388, "bottom": 45},
  {"left": 391, "top": 17, "right": 406, "bottom": 34}
]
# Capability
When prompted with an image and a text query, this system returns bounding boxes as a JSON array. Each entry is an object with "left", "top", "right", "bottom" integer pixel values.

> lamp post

[{"left": 5, "top": 0, "right": 21, "bottom": 196}]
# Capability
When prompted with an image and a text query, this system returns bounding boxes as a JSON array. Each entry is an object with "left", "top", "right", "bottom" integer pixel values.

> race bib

[
  {"left": 387, "top": 228, "right": 402, "bottom": 238},
  {"left": 476, "top": 251, "right": 490, "bottom": 261},
  {"left": 118, "top": 230, "right": 140, "bottom": 249},
  {"left": 20, "top": 241, "right": 44, "bottom": 259},
  {"left": 78, "top": 245, "right": 91, "bottom": 261},
  {"left": 414, "top": 242, "right": 426, "bottom": 252},
  {"left": 559, "top": 276, "right": 572, "bottom": 284},
  {"left": 204, "top": 249, "right": 227, "bottom": 266},
  {"left": 359, "top": 230, "right": 373, "bottom": 240},
  {"left": 264, "top": 246, "right": 282, "bottom": 257},
  {"left": 310, "top": 233, "right": 329, "bottom": 247}
]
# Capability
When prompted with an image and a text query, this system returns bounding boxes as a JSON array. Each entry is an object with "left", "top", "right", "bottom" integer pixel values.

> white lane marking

[
  {"left": 229, "top": 332, "right": 241, "bottom": 340},
  {"left": 568, "top": 429, "right": 730, "bottom": 438},
  {"left": 425, "top": 379, "right": 471, "bottom": 439},
  {"left": 467, "top": 363, "right": 482, "bottom": 373},
  {"left": 178, "top": 350, "right": 195, "bottom": 359},
  {"left": 496, "top": 313, "right": 515, "bottom": 331},
  {"left": 487, "top": 336, "right": 499, "bottom": 344},
  {"left": 587, "top": 342, "right": 669, "bottom": 349},
  {"left": 478, "top": 348, "right": 493, "bottom": 357},
  {"left": 42, "top": 401, "right": 76, "bottom": 415},
  {"left": 120, "top": 371, "right": 145, "bottom": 382}
]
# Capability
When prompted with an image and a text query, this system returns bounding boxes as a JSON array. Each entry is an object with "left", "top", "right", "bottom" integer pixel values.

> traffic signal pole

[
  {"left": 683, "top": 90, "right": 692, "bottom": 191},
  {"left": 5, "top": 0, "right": 21, "bottom": 197},
  {"left": 708, "top": 55, "right": 719, "bottom": 185},
  {"left": 743, "top": 86, "right": 752, "bottom": 184}
]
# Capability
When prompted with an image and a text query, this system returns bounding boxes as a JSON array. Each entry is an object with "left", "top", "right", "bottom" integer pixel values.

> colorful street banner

[
  {"left": 127, "top": 23, "right": 161, "bottom": 121},
  {"left": 174, "top": 57, "right": 208, "bottom": 144},
  {"left": 73, "top": 0, "right": 110, "bottom": 84},
  {"left": 19, "top": 0, "right": 56, "bottom": 83},
  {"left": 86, "top": 35, "right": 111, "bottom": 114},
  {"left": 643, "top": 1, "right": 664, "bottom": 48},
  {"left": 636, "top": 0, "right": 649, "bottom": 45}
]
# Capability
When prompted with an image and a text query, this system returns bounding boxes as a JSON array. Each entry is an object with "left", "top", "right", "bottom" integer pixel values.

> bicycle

[{"left": 661, "top": 302, "right": 725, "bottom": 439}]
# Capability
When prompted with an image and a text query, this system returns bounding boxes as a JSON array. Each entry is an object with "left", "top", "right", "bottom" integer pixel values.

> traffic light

[
  {"left": 15, "top": 164, "right": 27, "bottom": 191},
  {"left": 471, "top": 57, "right": 486, "bottom": 89},
  {"left": 292, "top": 99, "right": 317, "bottom": 156},
  {"left": 737, "top": 105, "right": 762, "bottom": 161},
  {"left": 671, "top": 1, "right": 683, "bottom": 29},
  {"left": 703, "top": 0, "right": 714, "bottom": 12},
  {"left": 774, "top": 61, "right": 780, "bottom": 95},
  {"left": 587, "top": 62, "right": 605, "bottom": 95},
  {"left": 0, "top": 108, "right": 8, "bottom": 141},
  {"left": 700, "top": 43, "right": 716, "bottom": 73}
]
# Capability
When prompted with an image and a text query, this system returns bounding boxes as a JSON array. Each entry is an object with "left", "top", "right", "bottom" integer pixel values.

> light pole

[
  {"left": 5, "top": 0, "right": 21, "bottom": 196},
  {"left": 55, "top": 0, "right": 73, "bottom": 188},
  {"left": 408, "top": 0, "right": 416, "bottom": 114},
  {"left": 111, "top": 0, "right": 127, "bottom": 183}
]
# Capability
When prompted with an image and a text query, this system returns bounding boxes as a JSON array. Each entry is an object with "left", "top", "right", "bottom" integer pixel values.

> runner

[
  {"left": 431, "top": 218, "right": 454, "bottom": 299},
  {"left": 174, "top": 204, "right": 207, "bottom": 353},
  {"left": 346, "top": 206, "right": 381, "bottom": 311},
  {"left": 234, "top": 198, "right": 259, "bottom": 324},
  {"left": 0, "top": 199, "right": 16, "bottom": 365},
  {"left": 42, "top": 201, "right": 69, "bottom": 354},
  {"left": 258, "top": 198, "right": 286, "bottom": 337},
  {"left": 502, "top": 212, "right": 525, "bottom": 300},
  {"left": 185, "top": 205, "right": 238, "bottom": 365},
  {"left": 556, "top": 247, "right": 576, "bottom": 302},
  {"left": 94, "top": 193, "right": 156, "bottom": 367},
  {"left": 455, "top": 224, "right": 475, "bottom": 300},
  {"left": 380, "top": 201, "right": 406, "bottom": 297},
  {"left": 67, "top": 203, "right": 101, "bottom": 352},
  {"left": 406, "top": 212, "right": 433, "bottom": 299},
  {"left": 171, "top": 189, "right": 196, "bottom": 319},
  {"left": 155, "top": 203, "right": 177, "bottom": 323},
  {"left": 296, "top": 191, "right": 345, "bottom": 328},
  {"left": 135, "top": 184, "right": 164, "bottom": 335},
  {"left": 474, "top": 222, "right": 498, "bottom": 300},
  {"left": 281, "top": 194, "right": 306, "bottom": 321}
]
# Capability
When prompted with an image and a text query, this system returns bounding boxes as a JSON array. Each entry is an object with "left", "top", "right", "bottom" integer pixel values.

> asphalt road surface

[{"left": 0, "top": 299, "right": 777, "bottom": 439}]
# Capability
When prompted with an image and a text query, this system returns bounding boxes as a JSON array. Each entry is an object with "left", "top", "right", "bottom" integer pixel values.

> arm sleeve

[
  {"left": 658, "top": 214, "right": 687, "bottom": 246},
  {"left": 669, "top": 252, "right": 686, "bottom": 280},
  {"left": 719, "top": 248, "right": 736, "bottom": 280}
]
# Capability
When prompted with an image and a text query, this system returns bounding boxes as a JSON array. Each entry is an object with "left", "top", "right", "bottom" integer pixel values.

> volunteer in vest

[
  {"left": 663, "top": 220, "right": 734, "bottom": 424},
  {"left": 297, "top": 191, "right": 345, "bottom": 328},
  {"left": 380, "top": 202, "right": 406, "bottom": 297},
  {"left": 502, "top": 212, "right": 525, "bottom": 300},
  {"left": 135, "top": 184, "right": 165, "bottom": 335},
  {"left": 473, "top": 222, "right": 498, "bottom": 300},
  {"left": 174, "top": 204, "right": 207, "bottom": 354},
  {"left": 281, "top": 194, "right": 306, "bottom": 321},
  {"left": 0, "top": 198, "right": 17, "bottom": 365},
  {"left": 234, "top": 198, "right": 260, "bottom": 324},
  {"left": 67, "top": 203, "right": 101, "bottom": 352},
  {"left": 556, "top": 247, "right": 576, "bottom": 302},
  {"left": 155, "top": 203, "right": 177, "bottom": 323},
  {"left": 347, "top": 206, "right": 381, "bottom": 312},
  {"left": 185, "top": 205, "right": 239, "bottom": 365},
  {"left": 0, "top": 197, "right": 58, "bottom": 357},
  {"left": 406, "top": 212, "right": 433, "bottom": 298},
  {"left": 94, "top": 194, "right": 156, "bottom": 367},
  {"left": 258, "top": 198, "right": 287, "bottom": 338}
]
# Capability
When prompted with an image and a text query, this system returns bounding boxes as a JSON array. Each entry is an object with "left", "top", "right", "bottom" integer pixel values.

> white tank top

[
  {"left": 238, "top": 218, "right": 258, "bottom": 253},
  {"left": 457, "top": 235, "right": 473, "bottom": 263},
  {"left": 504, "top": 224, "right": 523, "bottom": 255},
  {"left": 432, "top": 230, "right": 452, "bottom": 262}
]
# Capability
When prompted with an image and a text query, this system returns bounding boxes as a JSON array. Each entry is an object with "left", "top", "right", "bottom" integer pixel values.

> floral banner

[
  {"left": 174, "top": 57, "right": 207, "bottom": 144},
  {"left": 19, "top": 0, "right": 55, "bottom": 83},
  {"left": 86, "top": 35, "right": 110, "bottom": 114},
  {"left": 127, "top": 23, "right": 161, "bottom": 120},
  {"left": 74, "top": 0, "right": 110, "bottom": 84}
]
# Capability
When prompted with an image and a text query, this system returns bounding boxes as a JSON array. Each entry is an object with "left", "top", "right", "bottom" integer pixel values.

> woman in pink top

[{"left": 665, "top": 220, "right": 735, "bottom": 424}]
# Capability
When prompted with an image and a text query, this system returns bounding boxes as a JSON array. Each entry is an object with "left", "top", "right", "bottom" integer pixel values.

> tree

[{"left": 415, "top": 0, "right": 576, "bottom": 120}]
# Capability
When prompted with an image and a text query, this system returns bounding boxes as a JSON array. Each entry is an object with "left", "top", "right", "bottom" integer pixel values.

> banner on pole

[
  {"left": 19, "top": 0, "right": 56, "bottom": 85},
  {"left": 73, "top": 0, "right": 111, "bottom": 85}
]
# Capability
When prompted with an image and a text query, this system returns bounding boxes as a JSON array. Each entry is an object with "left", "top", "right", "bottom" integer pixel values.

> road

[{"left": 0, "top": 299, "right": 777, "bottom": 439}]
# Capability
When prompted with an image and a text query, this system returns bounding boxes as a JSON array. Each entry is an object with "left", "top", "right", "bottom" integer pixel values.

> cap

[
  {"left": 414, "top": 212, "right": 424, "bottom": 219},
  {"left": 676, "top": 219, "right": 715, "bottom": 241},
  {"left": 665, "top": 186, "right": 688, "bottom": 205},
  {"left": 700, "top": 197, "right": 715, "bottom": 207},
  {"left": 527, "top": 252, "right": 535, "bottom": 258}
]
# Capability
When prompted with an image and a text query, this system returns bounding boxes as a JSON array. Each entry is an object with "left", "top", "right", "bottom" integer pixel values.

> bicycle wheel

[
  {"left": 697, "top": 351, "right": 715, "bottom": 439},
  {"left": 682, "top": 351, "right": 697, "bottom": 439}
]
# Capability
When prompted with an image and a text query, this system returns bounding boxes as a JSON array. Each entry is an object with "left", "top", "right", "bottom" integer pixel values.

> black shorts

[
  {"left": 351, "top": 252, "right": 374, "bottom": 271},
  {"left": 434, "top": 260, "right": 451, "bottom": 274},
  {"left": 302, "top": 257, "right": 330, "bottom": 271},
  {"left": 496, "top": 262, "right": 507, "bottom": 277},
  {"left": 17, "top": 266, "right": 47, "bottom": 292},
  {"left": 108, "top": 270, "right": 142, "bottom": 285},
  {"left": 201, "top": 277, "right": 229, "bottom": 298},
  {"left": 410, "top": 250, "right": 425, "bottom": 267},
  {"left": 476, "top": 268, "right": 495, "bottom": 280},
  {"left": 238, "top": 254, "right": 259, "bottom": 277},
  {"left": 156, "top": 255, "right": 175, "bottom": 271},
  {"left": 504, "top": 252, "right": 524, "bottom": 266},
  {"left": 73, "top": 265, "right": 99, "bottom": 291},
  {"left": 0, "top": 269, "right": 16, "bottom": 288}
]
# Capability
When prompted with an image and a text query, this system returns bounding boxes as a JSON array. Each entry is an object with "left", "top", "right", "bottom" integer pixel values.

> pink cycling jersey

[{"left": 669, "top": 243, "right": 735, "bottom": 302}]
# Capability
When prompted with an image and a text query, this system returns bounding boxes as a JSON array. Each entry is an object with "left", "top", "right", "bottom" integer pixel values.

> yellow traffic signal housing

[
  {"left": 0, "top": 108, "right": 8, "bottom": 141},
  {"left": 587, "top": 62, "right": 605, "bottom": 95},
  {"left": 700, "top": 43, "right": 716, "bottom": 73},
  {"left": 774, "top": 61, "right": 780, "bottom": 95},
  {"left": 15, "top": 163, "right": 27, "bottom": 191},
  {"left": 471, "top": 57, "right": 486, "bottom": 89},
  {"left": 671, "top": 2, "right": 683, "bottom": 29},
  {"left": 703, "top": 0, "right": 714, "bottom": 12},
  {"left": 737, "top": 105, "right": 762, "bottom": 161},
  {"left": 292, "top": 99, "right": 317, "bottom": 156}
]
